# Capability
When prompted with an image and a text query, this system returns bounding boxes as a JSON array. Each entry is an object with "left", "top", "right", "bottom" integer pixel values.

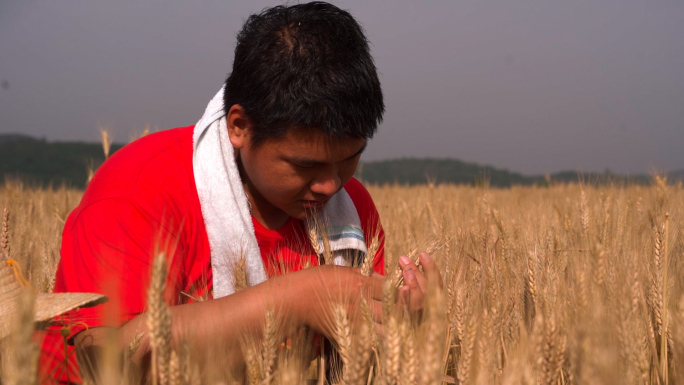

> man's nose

[{"left": 310, "top": 169, "right": 341, "bottom": 197}]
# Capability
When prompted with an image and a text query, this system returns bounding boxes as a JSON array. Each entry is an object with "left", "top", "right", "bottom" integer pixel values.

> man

[{"left": 40, "top": 2, "right": 439, "bottom": 383}]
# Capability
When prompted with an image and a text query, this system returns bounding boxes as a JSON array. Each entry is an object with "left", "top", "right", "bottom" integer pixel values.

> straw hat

[{"left": 0, "top": 263, "right": 108, "bottom": 340}]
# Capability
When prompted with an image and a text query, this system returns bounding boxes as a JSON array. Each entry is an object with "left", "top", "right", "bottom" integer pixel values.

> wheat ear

[
  {"left": 382, "top": 313, "right": 401, "bottom": 384},
  {"left": 333, "top": 304, "right": 352, "bottom": 372},
  {"left": 361, "top": 234, "right": 380, "bottom": 276},
  {"left": 360, "top": 296, "right": 379, "bottom": 351},
  {"left": 419, "top": 285, "right": 446, "bottom": 385},
  {"left": 234, "top": 257, "right": 248, "bottom": 292},
  {"left": 2, "top": 207, "right": 10, "bottom": 259},
  {"left": 306, "top": 212, "right": 334, "bottom": 265},
  {"left": 661, "top": 213, "right": 670, "bottom": 385},
  {"left": 244, "top": 345, "right": 261, "bottom": 385},
  {"left": 262, "top": 308, "right": 277, "bottom": 379},
  {"left": 579, "top": 189, "right": 589, "bottom": 238},
  {"left": 169, "top": 350, "right": 180, "bottom": 385},
  {"left": 100, "top": 126, "right": 112, "bottom": 159},
  {"left": 399, "top": 318, "right": 416, "bottom": 385},
  {"left": 347, "top": 321, "right": 372, "bottom": 385},
  {"left": 147, "top": 252, "right": 172, "bottom": 385},
  {"left": 457, "top": 317, "right": 477, "bottom": 385}
]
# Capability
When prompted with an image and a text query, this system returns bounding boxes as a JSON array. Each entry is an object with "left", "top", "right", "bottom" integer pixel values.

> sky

[{"left": 1, "top": 1, "right": 683, "bottom": 175}]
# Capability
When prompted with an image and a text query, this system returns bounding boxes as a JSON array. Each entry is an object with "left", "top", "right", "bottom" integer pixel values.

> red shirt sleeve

[
  {"left": 343, "top": 178, "right": 385, "bottom": 275},
  {"left": 56, "top": 198, "right": 186, "bottom": 328},
  {"left": 40, "top": 197, "right": 187, "bottom": 384},
  {"left": 39, "top": 127, "right": 210, "bottom": 384}
]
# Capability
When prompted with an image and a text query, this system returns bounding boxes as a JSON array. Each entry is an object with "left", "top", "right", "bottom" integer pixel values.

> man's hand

[
  {"left": 297, "top": 265, "right": 385, "bottom": 337},
  {"left": 397, "top": 252, "right": 443, "bottom": 313}
]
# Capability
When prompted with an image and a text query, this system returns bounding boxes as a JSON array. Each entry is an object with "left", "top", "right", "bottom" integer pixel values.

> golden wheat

[{"left": 1, "top": 180, "right": 684, "bottom": 384}]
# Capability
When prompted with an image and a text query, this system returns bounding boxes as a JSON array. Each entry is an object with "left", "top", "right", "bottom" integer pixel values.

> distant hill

[
  {"left": 669, "top": 169, "right": 684, "bottom": 183},
  {"left": 356, "top": 158, "right": 654, "bottom": 187},
  {"left": 536, "top": 170, "right": 651, "bottom": 187},
  {"left": 0, "top": 134, "right": 677, "bottom": 188},
  {"left": 356, "top": 158, "right": 530, "bottom": 187},
  {"left": 0, "top": 133, "right": 34, "bottom": 143},
  {"left": 0, "top": 134, "right": 123, "bottom": 188}
]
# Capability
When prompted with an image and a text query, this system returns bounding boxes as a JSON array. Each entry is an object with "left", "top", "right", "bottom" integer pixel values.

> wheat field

[{"left": 1, "top": 177, "right": 683, "bottom": 384}]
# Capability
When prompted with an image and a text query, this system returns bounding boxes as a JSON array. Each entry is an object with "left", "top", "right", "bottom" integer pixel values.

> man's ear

[{"left": 227, "top": 104, "right": 251, "bottom": 149}]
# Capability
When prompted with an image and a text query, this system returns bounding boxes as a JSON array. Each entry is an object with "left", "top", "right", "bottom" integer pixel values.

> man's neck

[{"left": 246, "top": 190, "right": 290, "bottom": 230}]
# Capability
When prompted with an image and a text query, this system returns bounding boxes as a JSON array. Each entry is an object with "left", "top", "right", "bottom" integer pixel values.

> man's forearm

[
  {"left": 73, "top": 264, "right": 384, "bottom": 381},
  {"left": 75, "top": 269, "right": 310, "bottom": 373}
]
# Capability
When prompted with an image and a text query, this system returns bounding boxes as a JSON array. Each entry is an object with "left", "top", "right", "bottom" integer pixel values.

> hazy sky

[{"left": 1, "top": 1, "right": 683, "bottom": 175}]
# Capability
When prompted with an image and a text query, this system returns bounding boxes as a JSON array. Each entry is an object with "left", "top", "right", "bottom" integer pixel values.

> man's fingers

[
  {"left": 407, "top": 281, "right": 425, "bottom": 313},
  {"left": 399, "top": 286, "right": 410, "bottom": 305},
  {"left": 419, "top": 252, "right": 443, "bottom": 289},
  {"left": 399, "top": 255, "right": 427, "bottom": 293},
  {"left": 402, "top": 265, "right": 422, "bottom": 293}
]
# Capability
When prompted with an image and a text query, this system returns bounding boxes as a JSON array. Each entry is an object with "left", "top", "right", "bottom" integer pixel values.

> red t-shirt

[{"left": 39, "top": 126, "right": 384, "bottom": 384}]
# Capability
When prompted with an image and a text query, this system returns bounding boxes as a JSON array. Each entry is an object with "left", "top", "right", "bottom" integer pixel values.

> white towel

[{"left": 193, "top": 87, "right": 368, "bottom": 298}]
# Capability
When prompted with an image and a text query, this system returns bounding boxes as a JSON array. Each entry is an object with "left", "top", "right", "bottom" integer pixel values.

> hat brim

[{"left": 0, "top": 290, "right": 107, "bottom": 340}]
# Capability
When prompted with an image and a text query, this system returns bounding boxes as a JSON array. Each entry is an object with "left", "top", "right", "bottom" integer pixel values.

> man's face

[{"left": 233, "top": 126, "right": 366, "bottom": 229}]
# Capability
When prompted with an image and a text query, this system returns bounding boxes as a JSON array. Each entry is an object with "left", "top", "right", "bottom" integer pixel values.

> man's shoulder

[
  {"left": 77, "top": 125, "right": 197, "bottom": 212},
  {"left": 343, "top": 177, "right": 380, "bottom": 226},
  {"left": 343, "top": 177, "right": 383, "bottom": 270},
  {"left": 343, "top": 177, "right": 373, "bottom": 203}
]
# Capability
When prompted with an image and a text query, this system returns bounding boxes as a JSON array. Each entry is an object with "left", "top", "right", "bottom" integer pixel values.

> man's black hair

[{"left": 224, "top": 1, "right": 384, "bottom": 147}]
